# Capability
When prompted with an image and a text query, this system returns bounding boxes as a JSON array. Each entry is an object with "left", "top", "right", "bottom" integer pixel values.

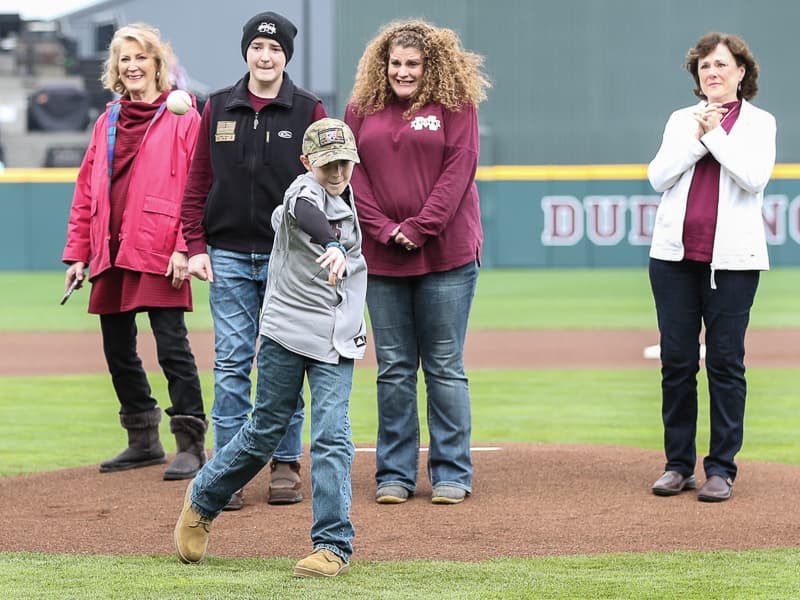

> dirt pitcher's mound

[{"left": 1, "top": 443, "right": 798, "bottom": 561}]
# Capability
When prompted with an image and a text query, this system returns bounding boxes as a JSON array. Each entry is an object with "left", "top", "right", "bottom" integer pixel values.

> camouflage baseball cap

[{"left": 302, "top": 118, "right": 360, "bottom": 167}]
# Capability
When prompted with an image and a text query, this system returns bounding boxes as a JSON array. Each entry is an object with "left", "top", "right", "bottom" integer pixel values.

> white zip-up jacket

[{"left": 648, "top": 99, "right": 776, "bottom": 278}]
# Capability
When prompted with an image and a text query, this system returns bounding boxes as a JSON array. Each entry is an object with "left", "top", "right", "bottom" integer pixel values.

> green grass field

[
  {"left": 7, "top": 267, "right": 800, "bottom": 331},
  {"left": 1, "top": 269, "right": 798, "bottom": 599}
]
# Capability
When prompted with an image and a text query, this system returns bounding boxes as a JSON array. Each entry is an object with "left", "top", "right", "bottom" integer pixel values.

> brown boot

[
  {"left": 267, "top": 460, "right": 303, "bottom": 505},
  {"left": 99, "top": 407, "right": 166, "bottom": 473},
  {"left": 222, "top": 489, "right": 244, "bottom": 511},
  {"left": 164, "top": 415, "right": 208, "bottom": 481}
]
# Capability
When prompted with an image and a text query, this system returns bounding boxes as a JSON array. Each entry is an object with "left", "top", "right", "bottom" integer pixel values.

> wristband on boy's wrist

[{"left": 325, "top": 241, "right": 347, "bottom": 256}]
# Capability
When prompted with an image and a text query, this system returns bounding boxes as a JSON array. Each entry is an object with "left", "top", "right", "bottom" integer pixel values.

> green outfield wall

[
  {"left": 0, "top": 170, "right": 76, "bottom": 271},
  {"left": 476, "top": 164, "right": 800, "bottom": 268},
  {"left": 3, "top": 165, "right": 800, "bottom": 270}
]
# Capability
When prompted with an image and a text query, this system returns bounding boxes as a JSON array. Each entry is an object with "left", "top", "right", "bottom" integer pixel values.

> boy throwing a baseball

[{"left": 175, "top": 118, "right": 367, "bottom": 578}]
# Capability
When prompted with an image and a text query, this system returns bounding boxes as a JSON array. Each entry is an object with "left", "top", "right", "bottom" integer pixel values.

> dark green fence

[{"left": 3, "top": 165, "right": 800, "bottom": 270}]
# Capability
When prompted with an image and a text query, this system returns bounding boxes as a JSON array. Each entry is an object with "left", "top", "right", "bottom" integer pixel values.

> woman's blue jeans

[
  {"left": 191, "top": 336, "right": 355, "bottom": 561},
  {"left": 208, "top": 247, "right": 303, "bottom": 461},
  {"left": 649, "top": 258, "right": 759, "bottom": 481},
  {"left": 366, "top": 261, "right": 478, "bottom": 494}
]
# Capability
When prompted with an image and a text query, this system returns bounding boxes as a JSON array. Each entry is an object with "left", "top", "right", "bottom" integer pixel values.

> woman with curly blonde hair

[
  {"left": 348, "top": 19, "right": 489, "bottom": 118},
  {"left": 344, "top": 19, "right": 490, "bottom": 506}
]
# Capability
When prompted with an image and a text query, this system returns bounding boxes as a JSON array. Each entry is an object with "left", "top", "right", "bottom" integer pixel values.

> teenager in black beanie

[
  {"left": 179, "top": 7, "right": 327, "bottom": 554},
  {"left": 241, "top": 11, "right": 296, "bottom": 62}
]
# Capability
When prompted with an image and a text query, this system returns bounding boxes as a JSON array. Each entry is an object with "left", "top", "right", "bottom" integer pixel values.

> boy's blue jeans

[
  {"left": 366, "top": 260, "right": 478, "bottom": 495},
  {"left": 191, "top": 336, "right": 355, "bottom": 561},
  {"left": 207, "top": 247, "right": 304, "bottom": 461}
]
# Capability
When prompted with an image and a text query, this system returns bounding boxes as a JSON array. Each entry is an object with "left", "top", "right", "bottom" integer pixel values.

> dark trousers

[
  {"left": 99, "top": 308, "right": 204, "bottom": 419},
  {"left": 649, "top": 258, "right": 759, "bottom": 481}
]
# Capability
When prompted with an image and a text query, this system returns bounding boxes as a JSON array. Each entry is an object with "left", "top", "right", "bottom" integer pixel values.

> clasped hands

[
  {"left": 391, "top": 225, "right": 417, "bottom": 251},
  {"left": 693, "top": 102, "right": 728, "bottom": 137}
]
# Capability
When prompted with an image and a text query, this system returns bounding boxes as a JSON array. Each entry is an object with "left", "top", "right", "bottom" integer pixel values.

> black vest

[{"left": 204, "top": 72, "right": 320, "bottom": 253}]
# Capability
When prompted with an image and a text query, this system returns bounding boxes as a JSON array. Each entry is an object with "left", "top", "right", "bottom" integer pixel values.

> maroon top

[
  {"left": 247, "top": 90, "right": 272, "bottom": 112},
  {"left": 88, "top": 91, "right": 192, "bottom": 314},
  {"left": 344, "top": 101, "right": 483, "bottom": 277},
  {"left": 683, "top": 100, "right": 741, "bottom": 262}
]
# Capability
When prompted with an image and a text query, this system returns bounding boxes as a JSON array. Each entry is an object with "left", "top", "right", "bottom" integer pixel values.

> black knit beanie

[{"left": 240, "top": 11, "right": 297, "bottom": 63}]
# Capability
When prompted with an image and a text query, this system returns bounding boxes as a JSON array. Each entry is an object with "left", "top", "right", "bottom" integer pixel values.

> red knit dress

[{"left": 88, "top": 91, "right": 193, "bottom": 315}]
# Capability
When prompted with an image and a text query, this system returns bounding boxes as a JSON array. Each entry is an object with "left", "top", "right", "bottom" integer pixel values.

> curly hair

[
  {"left": 685, "top": 32, "right": 759, "bottom": 101},
  {"left": 100, "top": 23, "right": 173, "bottom": 97},
  {"left": 348, "top": 19, "right": 491, "bottom": 119}
]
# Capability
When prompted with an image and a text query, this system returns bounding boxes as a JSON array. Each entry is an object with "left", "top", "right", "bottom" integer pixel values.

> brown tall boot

[
  {"left": 164, "top": 415, "right": 208, "bottom": 481},
  {"left": 267, "top": 460, "right": 303, "bottom": 505},
  {"left": 99, "top": 407, "right": 166, "bottom": 472}
]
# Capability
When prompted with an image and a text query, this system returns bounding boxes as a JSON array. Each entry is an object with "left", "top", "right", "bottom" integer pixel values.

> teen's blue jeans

[
  {"left": 366, "top": 260, "right": 478, "bottom": 495},
  {"left": 191, "top": 336, "right": 355, "bottom": 561},
  {"left": 649, "top": 258, "right": 759, "bottom": 482},
  {"left": 208, "top": 247, "right": 303, "bottom": 461}
]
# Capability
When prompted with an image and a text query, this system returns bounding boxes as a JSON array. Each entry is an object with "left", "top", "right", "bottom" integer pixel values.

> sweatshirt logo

[
  {"left": 410, "top": 115, "right": 441, "bottom": 131},
  {"left": 277, "top": 130, "right": 292, "bottom": 139},
  {"left": 354, "top": 335, "right": 367, "bottom": 347}
]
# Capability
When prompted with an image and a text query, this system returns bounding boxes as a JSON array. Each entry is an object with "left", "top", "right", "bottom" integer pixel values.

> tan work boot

[
  {"left": 267, "top": 460, "right": 303, "bottom": 505},
  {"left": 174, "top": 480, "right": 213, "bottom": 564},
  {"left": 293, "top": 549, "right": 350, "bottom": 578}
]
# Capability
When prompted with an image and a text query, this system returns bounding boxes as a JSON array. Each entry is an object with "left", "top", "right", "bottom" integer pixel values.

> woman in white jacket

[{"left": 648, "top": 32, "right": 775, "bottom": 503}]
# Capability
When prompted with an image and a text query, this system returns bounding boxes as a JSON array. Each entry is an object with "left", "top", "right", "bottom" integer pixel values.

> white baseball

[{"left": 166, "top": 89, "right": 192, "bottom": 115}]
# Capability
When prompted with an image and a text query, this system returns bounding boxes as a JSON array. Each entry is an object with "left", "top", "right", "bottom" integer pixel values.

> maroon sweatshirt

[{"left": 344, "top": 100, "right": 482, "bottom": 276}]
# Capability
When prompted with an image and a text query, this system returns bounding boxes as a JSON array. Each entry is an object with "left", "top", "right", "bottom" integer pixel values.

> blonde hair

[
  {"left": 101, "top": 23, "right": 173, "bottom": 97},
  {"left": 349, "top": 19, "right": 491, "bottom": 120}
]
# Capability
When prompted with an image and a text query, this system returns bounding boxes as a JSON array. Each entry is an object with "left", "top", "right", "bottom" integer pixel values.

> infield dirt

[{"left": 1, "top": 328, "right": 798, "bottom": 559}]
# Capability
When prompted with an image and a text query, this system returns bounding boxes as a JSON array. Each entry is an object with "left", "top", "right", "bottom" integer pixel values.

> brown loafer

[
  {"left": 652, "top": 471, "right": 696, "bottom": 496},
  {"left": 697, "top": 475, "right": 733, "bottom": 502}
]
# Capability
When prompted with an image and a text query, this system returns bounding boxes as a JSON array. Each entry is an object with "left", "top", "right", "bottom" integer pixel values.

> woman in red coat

[{"left": 62, "top": 23, "right": 206, "bottom": 481}]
